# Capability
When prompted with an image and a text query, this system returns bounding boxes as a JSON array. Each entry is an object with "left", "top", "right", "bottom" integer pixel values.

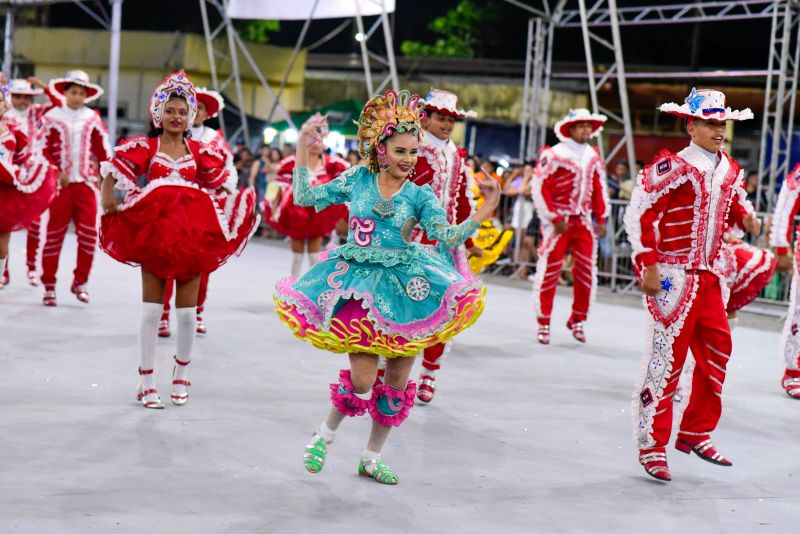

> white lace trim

[
  {"left": 633, "top": 269, "right": 699, "bottom": 449},
  {"left": 770, "top": 171, "right": 800, "bottom": 248},
  {"left": 100, "top": 160, "right": 139, "bottom": 192},
  {"left": 531, "top": 225, "right": 562, "bottom": 318}
]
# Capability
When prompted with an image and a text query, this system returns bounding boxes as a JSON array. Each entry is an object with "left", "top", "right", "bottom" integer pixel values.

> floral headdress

[
  {"left": 150, "top": 69, "right": 197, "bottom": 130},
  {"left": 357, "top": 89, "right": 424, "bottom": 172}
]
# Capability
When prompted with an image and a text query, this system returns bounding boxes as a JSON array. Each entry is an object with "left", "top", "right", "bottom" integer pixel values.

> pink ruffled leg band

[
  {"left": 367, "top": 381, "right": 417, "bottom": 427},
  {"left": 330, "top": 369, "right": 369, "bottom": 417}
]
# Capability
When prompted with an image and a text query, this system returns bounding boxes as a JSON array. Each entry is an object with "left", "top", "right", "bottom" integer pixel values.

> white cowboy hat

[
  {"left": 195, "top": 88, "right": 225, "bottom": 119},
  {"left": 49, "top": 70, "right": 103, "bottom": 103},
  {"left": 423, "top": 88, "right": 477, "bottom": 119},
  {"left": 9, "top": 79, "right": 43, "bottom": 96},
  {"left": 553, "top": 108, "right": 607, "bottom": 142},
  {"left": 658, "top": 87, "right": 753, "bottom": 121}
]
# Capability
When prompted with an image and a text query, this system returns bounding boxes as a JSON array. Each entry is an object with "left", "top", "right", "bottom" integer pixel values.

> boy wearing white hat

[
  {"left": 38, "top": 70, "right": 110, "bottom": 306},
  {"left": 0, "top": 77, "right": 62, "bottom": 288},
  {"left": 409, "top": 88, "right": 478, "bottom": 404},
  {"left": 531, "top": 108, "right": 609, "bottom": 345},
  {"left": 624, "top": 88, "right": 760, "bottom": 481}
]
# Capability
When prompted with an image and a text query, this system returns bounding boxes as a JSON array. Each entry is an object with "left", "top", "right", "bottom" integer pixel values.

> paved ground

[{"left": 1, "top": 232, "right": 798, "bottom": 533}]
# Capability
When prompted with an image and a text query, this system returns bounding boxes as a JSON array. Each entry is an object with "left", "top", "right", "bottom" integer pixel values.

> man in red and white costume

[
  {"left": 39, "top": 70, "right": 110, "bottom": 306},
  {"left": 409, "top": 88, "right": 478, "bottom": 404},
  {"left": 624, "top": 88, "right": 760, "bottom": 481},
  {"left": 769, "top": 162, "right": 800, "bottom": 399},
  {"left": 531, "top": 108, "right": 609, "bottom": 345},
  {"left": 159, "top": 88, "right": 237, "bottom": 337},
  {"left": 0, "top": 77, "right": 62, "bottom": 288}
]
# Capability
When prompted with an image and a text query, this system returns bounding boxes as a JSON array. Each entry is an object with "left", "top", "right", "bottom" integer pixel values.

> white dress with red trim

[
  {"left": 264, "top": 155, "right": 349, "bottom": 240},
  {"left": 99, "top": 136, "right": 256, "bottom": 281},
  {"left": 0, "top": 121, "right": 57, "bottom": 233}
]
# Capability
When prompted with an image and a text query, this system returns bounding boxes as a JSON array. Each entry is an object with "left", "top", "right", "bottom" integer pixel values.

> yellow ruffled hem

[{"left": 274, "top": 287, "right": 486, "bottom": 358}]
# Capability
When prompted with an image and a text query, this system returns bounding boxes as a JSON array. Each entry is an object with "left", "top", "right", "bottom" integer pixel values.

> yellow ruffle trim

[{"left": 274, "top": 287, "right": 486, "bottom": 358}]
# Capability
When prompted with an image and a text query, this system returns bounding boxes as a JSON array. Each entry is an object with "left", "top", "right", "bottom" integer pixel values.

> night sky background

[{"left": 41, "top": 0, "right": 773, "bottom": 71}]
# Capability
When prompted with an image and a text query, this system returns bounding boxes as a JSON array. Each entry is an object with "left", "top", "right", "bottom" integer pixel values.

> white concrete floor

[{"left": 1, "top": 231, "right": 798, "bottom": 533}]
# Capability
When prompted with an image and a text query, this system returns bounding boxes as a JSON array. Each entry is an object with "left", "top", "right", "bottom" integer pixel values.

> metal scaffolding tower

[
  {"left": 558, "top": 0, "right": 779, "bottom": 27},
  {"left": 199, "top": 0, "right": 297, "bottom": 143},
  {"left": 354, "top": 0, "right": 399, "bottom": 95},
  {"left": 577, "top": 0, "right": 636, "bottom": 167},
  {"left": 518, "top": 0, "right": 565, "bottom": 162},
  {"left": 759, "top": 0, "right": 800, "bottom": 211}
]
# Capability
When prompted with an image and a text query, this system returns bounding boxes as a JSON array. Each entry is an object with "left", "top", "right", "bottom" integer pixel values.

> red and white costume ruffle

[
  {"left": 715, "top": 236, "right": 776, "bottom": 313},
  {"left": 531, "top": 140, "right": 608, "bottom": 326},
  {"left": 410, "top": 133, "right": 475, "bottom": 374},
  {"left": 624, "top": 144, "right": 752, "bottom": 453},
  {"left": 769, "top": 163, "right": 800, "bottom": 388},
  {"left": 3, "top": 87, "right": 62, "bottom": 139},
  {"left": 38, "top": 105, "right": 110, "bottom": 290},
  {"left": 190, "top": 124, "right": 237, "bottom": 195},
  {"left": 265, "top": 155, "right": 349, "bottom": 240},
  {"left": 4, "top": 87, "right": 63, "bottom": 275},
  {"left": 0, "top": 121, "right": 57, "bottom": 233},
  {"left": 100, "top": 136, "right": 256, "bottom": 281}
]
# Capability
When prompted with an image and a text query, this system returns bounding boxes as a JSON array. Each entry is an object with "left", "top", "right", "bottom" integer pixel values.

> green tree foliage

[
  {"left": 400, "top": 0, "right": 484, "bottom": 58},
  {"left": 239, "top": 20, "right": 281, "bottom": 44}
]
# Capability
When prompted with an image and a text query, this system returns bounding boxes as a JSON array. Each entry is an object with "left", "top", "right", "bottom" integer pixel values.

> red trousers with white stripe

[
  {"left": 639, "top": 271, "right": 731, "bottom": 449},
  {"left": 162, "top": 272, "right": 210, "bottom": 319},
  {"left": 27, "top": 216, "right": 42, "bottom": 272},
  {"left": 534, "top": 216, "right": 595, "bottom": 326},
  {"left": 41, "top": 182, "right": 97, "bottom": 289}
]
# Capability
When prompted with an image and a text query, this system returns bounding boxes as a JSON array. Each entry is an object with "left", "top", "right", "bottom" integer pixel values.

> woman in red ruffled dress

[
  {"left": 0, "top": 74, "right": 57, "bottom": 282},
  {"left": 265, "top": 113, "right": 349, "bottom": 275},
  {"left": 99, "top": 70, "right": 256, "bottom": 409}
]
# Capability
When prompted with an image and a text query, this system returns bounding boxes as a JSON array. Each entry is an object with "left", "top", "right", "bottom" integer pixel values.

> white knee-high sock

[
  {"left": 0, "top": 257, "right": 7, "bottom": 277},
  {"left": 291, "top": 253, "right": 304, "bottom": 276},
  {"left": 308, "top": 252, "right": 319, "bottom": 267},
  {"left": 139, "top": 302, "right": 162, "bottom": 390},
  {"left": 174, "top": 307, "right": 196, "bottom": 384}
]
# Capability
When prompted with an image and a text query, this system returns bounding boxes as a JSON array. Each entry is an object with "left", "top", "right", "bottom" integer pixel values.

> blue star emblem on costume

[
  {"left": 660, "top": 277, "right": 673, "bottom": 292},
  {"left": 684, "top": 87, "right": 704, "bottom": 113}
]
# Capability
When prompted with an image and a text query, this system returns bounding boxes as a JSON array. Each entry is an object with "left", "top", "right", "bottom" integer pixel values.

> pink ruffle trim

[
  {"left": 329, "top": 369, "right": 368, "bottom": 417},
  {"left": 367, "top": 381, "right": 416, "bottom": 427}
]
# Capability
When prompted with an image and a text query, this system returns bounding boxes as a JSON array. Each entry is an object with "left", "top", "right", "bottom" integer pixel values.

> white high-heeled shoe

[
  {"left": 171, "top": 356, "right": 191, "bottom": 406},
  {"left": 136, "top": 368, "right": 164, "bottom": 409}
]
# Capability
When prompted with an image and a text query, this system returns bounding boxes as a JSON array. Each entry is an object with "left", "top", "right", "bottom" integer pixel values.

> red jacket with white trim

[
  {"left": 40, "top": 105, "right": 110, "bottom": 184},
  {"left": 410, "top": 136, "right": 475, "bottom": 249},
  {"left": 532, "top": 141, "right": 609, "bottom": 226},
  {"left": 769, "top": 162, "right": 800, "bottom": 255},
  {"left": 624, "top": 145, "right": 752, "bottom": 271}
]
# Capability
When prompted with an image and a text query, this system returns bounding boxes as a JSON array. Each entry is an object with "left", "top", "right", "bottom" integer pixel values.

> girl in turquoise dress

[{"left": 273, "top": 89, "right": 500, "bottom": 484}]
